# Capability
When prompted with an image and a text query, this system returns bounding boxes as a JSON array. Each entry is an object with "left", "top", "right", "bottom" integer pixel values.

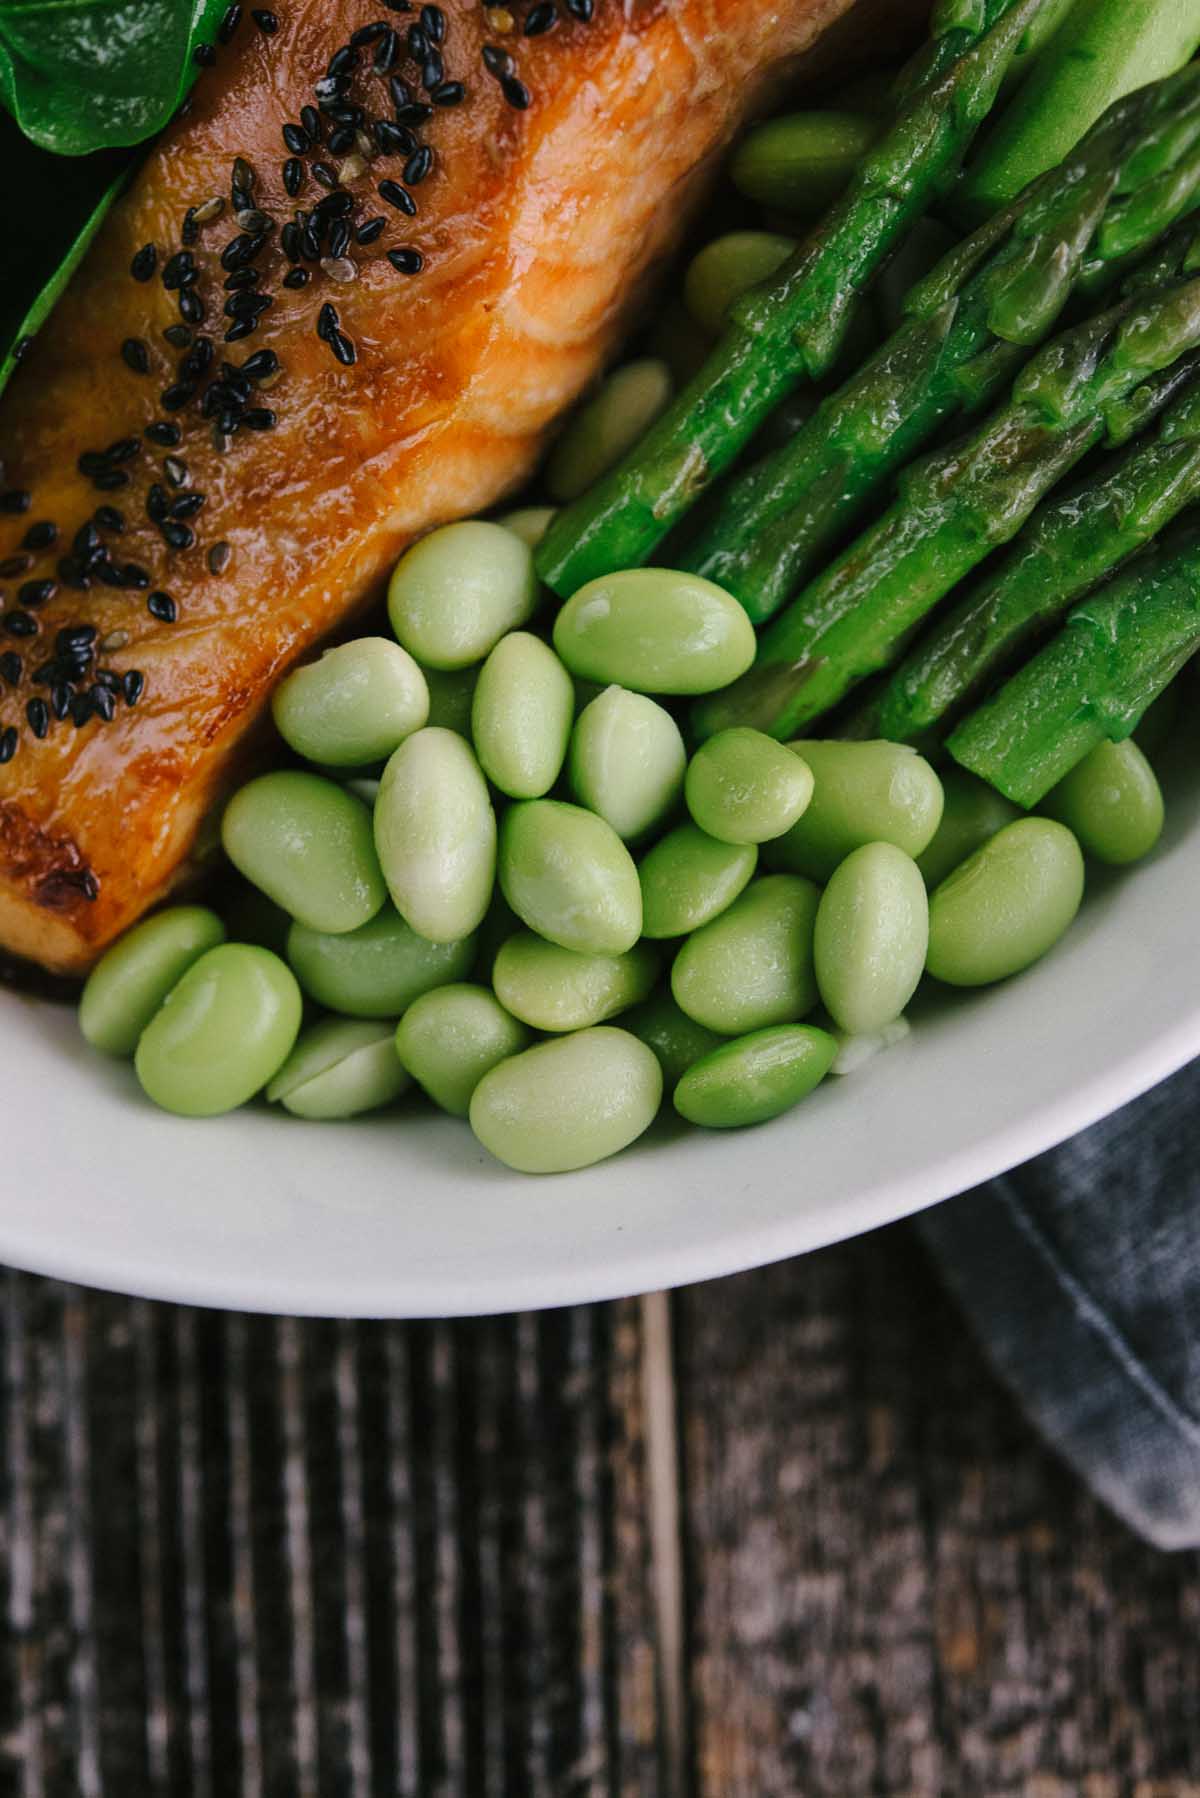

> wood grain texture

[{"left": 678, "top": 1225, "right": 1200, "bottom": 1798}]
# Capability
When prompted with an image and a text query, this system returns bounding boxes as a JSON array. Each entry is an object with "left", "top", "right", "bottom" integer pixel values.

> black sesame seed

[
  {"left": 146, "top": 484, "right": 169, "bottom": 523},
  {"left": 4, "top": 612, "right": 37, "bottom": 638},
  {"left": 0, "top": 727, "right": 17, "bottom": 764},
  {"left": 225, "top": 290, "right": 271, "bottom": 320},
  {"left": 387, "top": 246, "right": 424, "bottom": 274},
  {"left": 524, "top": 2, "right": 557, "bottom": 34},
  {"left": 50, "top": 683, "right": 72, "bottom": 720},
  {"left": 182, "top": 207, "right": 200, "bottom": 245},
  {"left": 161, "top": 250, "right": 196, "bottom": 290},
  {"left": 421, "top": 6, "right": 445, "bottom": 44},
  {"left": 73, "top": 521, "right": 103, "bottom": 555},
  {"left": 404, "top": 146, "right": 434, "bottom": 185},
  {"left": 180, "top": 339, "right": 215, "bottom": 383},
  {"left": 92, "top": 669, "right": 123, "bottom": 693},
  {"left": 407, "top": 23, "right": 427, "bottom": 57},
  {"left": 565, "top": 0, "right": 594, "bottom": 17},
  {"left": 379, "top": 179, "right": 417, "bottom": 215},
  {"left": 131, "top": 243, "right": 157, "bottom": 282},
  {"left": 330, "top": 330, "right": 356, "bottom": 367},
  {"left": 374, "top": 30, "right": 400, "bottom": 73},
  {"left": 18, "top": 580, "right": 56, "bottom": 609},
  {"left": 329, "top": 218, "right": 353, "bottom": 258},
  {"left": 94, "top": 506, "right": 125, "bottom": 533},
  {"left": 70, "top": 692, "right": 94, "bottom": 728},
  {"left": 355, "top": 218, "right": 387, "bottom": 248},
  {"left": 231, "top": 185, "right": 254, "bottom": 215},
  {"left": 0, "top": 653, "right": 21, "bottom": 687},
  {"left": 146, "top": 420, "right": 182, "bottom": 446},
  {"left": 193, "top": 42, "right": 217, "bottom": 67},
  {"left": 394, "top": 100, "right": 433, "bottom": 126},
  {"left": 283, "top": 122, "right": 310, "bottom": 154},
  {"left": 388, "top": 75, "right": 412, "bottom": 109},
  {"left": 223, "top": 267, "right": 259, "bottom": 292},
  {"left": 282, "top": 267, "right": 310, "bottom": 289},
  {"left": 351, "top": 21, "right": 388, "bottom": 45},
  {"left": 243, "top": 348, "right": 279, "bottom": 380},
  {"left": 22, "top": 521, "right": 57, "bottom": 552},
  {"left": 314, "top": 189, "right": 353, "bottom": 218},
  {"left": 501, "top": 75, "right": 531, "bottom": 109},
  {"left": 121, "top": 337, "right": 150, "bottom": 375},
  {"left": 373, "top": 119, "right": 413, "bottom": 156},
  {"left": 311, "top": 161, "right": 339, "bottom": 190},
  {"left": 235, "top": 208, "right": 274, "bottom": 236},
  {"left": 25, "top": 698, "right": 48, "bottom": 739},
  {"left": 421, "top": 52, "right": 445, "bottom": 90},
  {"left": 162, "top": 522, "right": 196, "bottom": 552},
  {"left": 179, "top": 289, "right": 206, "bottom": 326},
  {"left": 93, "top": 560, "right": 124, "bottom": 588},
  {"left": 300, "top": 104, "right": 322, "bottom": 141},
  {"left": 59, "top": 625, "right": 95, "bottom": 653},
  {"left": 106, "top": 437, "right": 140, "bottom": 464},
  {"left": 123, "top": 670, "right": 145, "bottom": 706},
  {"left": 207, "top": 542, "right": 232, "bottom": 575},
  {"left": 233, "top": 155, "right": 256, "bottom": 193},
  {"left": 251, "top": 8, "right": 278, "bottom": 33},
  {"left": 430, "top": 80, "right": 466, "bottom": 107},
  {"left": 281, "top": 220, "right": 303, "bottom": 262},
  {"left": 120, "top": 563, "right": 151, "bottom": 589},
  {"left": 317, "top": 301, "right": 339, "bottom": 340},
  {"left": 283, "top": 157, "right": 304, "bottom": 197},
  {"left": 171, "top": 492, "right": 206, "bottom": 518},
  {"left": 327, "top": 45, "right": 357, "bottom": 76},
  {"left": 89, "top": 684, "right": 116, "bottom": 723},
  {"left": 482, "top": 43, "right": 514, "bottom": 75},
  {"left": 242, "top": 408, "right": 277, "bottom": 430},
  {"left": 301, "top": 222, "right": 323, "bottom": 260},
  {"left": 162, "top": 325, "right": 192, "bottom": 350},
  {"left": 94, "top": 470, "right": 131, "bottom": 492},
  {"left": 382, "top": 0, "right": 412, "bottom": 9},
  {"left": 161, "top": 383, "right": 194, "bottom": 412},
  {"left": 218, "top": 3, "right": 243, "bottom": 42},
  {"left": 0, "top": 555, "right": 30, "bottom": 578},
  {"left": 327, "top": 125, "right": 356, "bottom": 155},
  {"left": 224, "top": 320, "right": 257, "bottom": 343}
]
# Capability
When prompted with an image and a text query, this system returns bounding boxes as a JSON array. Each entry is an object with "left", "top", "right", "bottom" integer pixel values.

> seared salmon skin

[{"left": 0, "top": 0, "right": 872, "bottom": 974}]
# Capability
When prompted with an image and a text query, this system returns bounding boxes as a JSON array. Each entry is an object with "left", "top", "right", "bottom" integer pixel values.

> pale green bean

[
  {"left": 375, "top": 728, "right": 496, "bottom": 943},
  {"left": 1040, "top": 739, "right": 1164, "bottom": 866},
  {"left": 673, "top": 1024, "right": 837, "bottom": 1128},
  {"left": 287, "top": 906, "right": 476, "bottom": 1018},
  {"left": 569, "top": 686, "right": 687, "bottom": 840},
  {"left": 547, "top": 361, "right": 674, "bottom": 503},
  {"left": 767, "top": 741, "right": 944, "bottom": 882},
  {"left": 271, "top": 638, "right": 428, "bottom": 767},
  {"left": 730, "top": 110, "right": 878, "bottom": 215},
  {"left": 622, "top": 990, "right": 729, "bottom": 1087},
  {"left": 221, "top": 771, "right": 386, "bottom": 934},
  {"left": 469, "top": 1028, "right": 662, "bottom": 1173},
  {"left": 683, "top": 232, "right": 796, "bottom": 335},
  {"left": 554, "top": 570, "right": 756, "bottom": 695},
  {"left": 926, "top": 819, "right": 1084, "bottom": 987},
  {"left": 814, "top": 843, "right": 928, "bottom": 1033},
  {"left": 471, "top": 632, "right": 574, "bottom": 798},
  {"left": 639, "top": 824, "right": 757, "bottom": 939},
  {"left": 499, "top": 799, "right": 642, "bottom": 955},
  {"left": 135, "top": 945, "right": 302, "bottom": 1117},
  {"left": 267, "top": 1018, "right": 410, "bottom": 1119},
  {"left": 492, "top": 933, "right": 659, "bottom": 1032},
  {"left": 671, "top": 874, "right": 820, "bottom": 1034},
  {"left": 685, "top": 727, "right": 813, "bottom": 845},
  {"left": 396, "top": 984, "right": 531, "bottom": 1116},
  {"left": 387, "top": 520, "right": 537, "bottom": 669},
  {"left": 80, "top": 906, "right": 226, "bottom": 1058}
]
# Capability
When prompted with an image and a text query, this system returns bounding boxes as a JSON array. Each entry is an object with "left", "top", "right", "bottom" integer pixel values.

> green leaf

[{"left": 0, "top": 0, "right": 229, "bottom": 154}]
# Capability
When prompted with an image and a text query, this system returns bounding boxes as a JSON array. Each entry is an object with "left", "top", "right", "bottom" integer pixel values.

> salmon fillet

[{"left": 0, "top": 0, "right": 885, "bottom": 975}]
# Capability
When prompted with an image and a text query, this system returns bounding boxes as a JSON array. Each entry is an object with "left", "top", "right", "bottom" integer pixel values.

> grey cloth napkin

[{"left": 919, "top": 1057, "right": 1200, "bottom": 1550}]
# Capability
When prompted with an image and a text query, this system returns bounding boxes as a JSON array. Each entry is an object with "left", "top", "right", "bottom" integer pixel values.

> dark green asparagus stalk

[
  {"left": 690, "top": 271, "right": 1200, "bottom": 742},
  {"left": 680, "top": 66, "right": 1200, "bottom": 623},
  {"left": 849, "top": 354, "right": 1200, "bottom": 746},
  {"left": 947, "top": 513, "right": 1200, "bottom": 806},
  {"left": 535, "top": 0, "right": 1049, "bottom": 598}
]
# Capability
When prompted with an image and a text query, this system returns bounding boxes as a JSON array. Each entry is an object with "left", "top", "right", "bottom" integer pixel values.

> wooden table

[{"left": 2, "top": 1222, "right": 1198, "bottom": 1796}]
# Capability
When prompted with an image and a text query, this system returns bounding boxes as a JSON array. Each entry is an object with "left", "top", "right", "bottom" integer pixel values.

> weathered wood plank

[
  {"left": 0, "top": 1283, "right": 661, "bottom": 1798},
  {"left": 677, "top": 1224, "right": 1200, "bottom": 1797}
]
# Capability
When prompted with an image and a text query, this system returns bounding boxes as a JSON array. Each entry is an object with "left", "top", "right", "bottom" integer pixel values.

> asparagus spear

[
  {"left": 691, "top": 272, "right": 1200, "bottom": 742},
  {"left": 947, "top": 514, "right": 1200, "bottom": 806},
  {"left": 681, "top": 67, "right": 1200, "bottom": 623},
  {"left": 851, "top": 355, "right": 1200, "bottom": 746},
  {"left": 535, "top": 0, "right": 1048, "bottom": 598}
]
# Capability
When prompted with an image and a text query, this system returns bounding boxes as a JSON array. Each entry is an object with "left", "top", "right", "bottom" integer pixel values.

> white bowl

[{"left": 5, "top": 742, "right": 1198, "bottom": 1318}]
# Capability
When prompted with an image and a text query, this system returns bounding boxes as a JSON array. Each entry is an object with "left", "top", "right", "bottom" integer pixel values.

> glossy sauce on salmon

[{"left": 0, "top": 0, "right": 870, "bottom": 974}]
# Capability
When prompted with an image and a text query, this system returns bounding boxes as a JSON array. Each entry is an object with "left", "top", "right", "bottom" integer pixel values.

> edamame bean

[
  {"left": 499, "top": 799, "right": 642, "bottom": 955},
  {"left": 915, "top": 768, "right": 1019, "bottom": 889},
  {"left": 267, "top": 1018, "right": 410, "bottom": 1119},
  {"left": 287, "top": 906, "right": 476, "bottom": 1017},
  {"left": 1040, "top": 738, "right": 1164, "bottom": 865},
  {"left": 423, "top": 664, "right": 478, "bottom": 735},
  {"left": 568, "top": 686, "right": 687, "bottom": 840},
  {"left": 387, "top": 521, "right": 537, "bottom": 670},
  {"left": 673, "top": 1024, "right": 837, "bottom": 1128},
  {"left": 671, "top": 874, "right": 820, "bottom": 1034},
  {"left": 375, "top": 728, "right": 496, "bottom": 943},
  {"left": 396, "top": 984, "right": 531, "bottom": 1115},
  {"left": 492, "top": 933, "right": 659, "bottom": 1032},
  {"left": 622, "top": 990, "right": 728, "bottom": 1086},
  {"left": 135, "top": 944, "right": 302, "bottom": 1117},
  {"left": 683, "top": 232, "right": 797, "bottom": 335},
  {"left": 685, "top": 727, "right": 814, "bottom": 845},
  {"left": 926, "top": 818, "right": 1084, "bottom": 987},
  {"left": 80, "top": 906, "right": 227, "bottom": 1058},
  {"left": 547, "top": 361, "right": 674, "bottom": 503},
  {"left": 222, "top": 771, "right": 386, "bottom": 934},
  {"left": 471, "top": 633, "right": 574, "bottom": 798},
  {"left": 730, "top": 110, "right": 877, "bottom": 214},
  {"left": 500, "top": 505, "right": 557, "bottom": 549},
  {"left": 554, "top": 570, "right": 756, "bottom": 695},
  {"left": 766, "top": 741, "right": 944, "bottom": 882},
  {"left": 639, "top": 824, "right": 757, "bottom": 939},
  {"left": 469, "top": 1028, "right": 662, "bottom": 1173},
  {"left": 814, "top": 843, "right": 928, "bottom": 1033},
  {"left": 271, "top": 638, "right": 428, "bottom": 767}
]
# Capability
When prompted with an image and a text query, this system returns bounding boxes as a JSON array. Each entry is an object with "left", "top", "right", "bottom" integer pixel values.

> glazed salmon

[{"left": 0, "top": 0, "right": 893, "bottom": 975}]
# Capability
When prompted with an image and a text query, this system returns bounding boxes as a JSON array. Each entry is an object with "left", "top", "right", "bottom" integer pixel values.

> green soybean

[
  {"left": 767, "top": 741, "right": 944, "bottom": 883},
  {"left": 671, "top": 874, "right": 820, "bottom": 1034},
  {"left": 221, "top": 771, "right": 386, "bottom": 934},
  {"left": 554, "top": 570, "right": 756, "bottom": 696},
  {"left": 396, "top": 984, "right": 531, "bottom": 1116},
  {"left": 1040, "top": 739, "right": 1164, "bottom": 866},
  {"left": 547, "top": 360, "right": 674, "bottom": 503},
  {"left": 639, "top": 824, "right": 757, "bottom": 939},
  {"left": 926, "top": 818, "right": 1085, "bottom": 987},
  {"left": 685, "top": 727, "right": 814, "bottom": 845},
  {"left": 500, "top": 505, "right": 557, "bottom": 549},
  {"left": 730, "top": 110, "right": 877, "bottom": 215},
  {"left": 492, "top": 932, "right": 659, "bottom": 1033},
  {"left": 568, "top": 686, "right": 687, "bottom": 840},
  {"left": 287, "top": 906, "right": 476, "bottom": 1018},
  {"left": 673, "top": 1024, "right": 837, "bottom": 1128},
  {"left": 683, "top": 232, "right": 797, "bottom": 335},
  {"left": 387, "top": 521, "right": 538, "bottom": 670},
  {"left": 915, "top": 768, "right": 1019, "bottom": 890},
  {"left": 814, "top": 843, "right": 928, "bottom": 1034},
  {"left": 422, "top": 664, "right": 478, "bottom": 736},
  {"left": 469, "top": 1027, "right": 662, "bottom": 1173},
  {"left": 375, "top": 728, "right": 496, "bottom": 943},
  {"left": 471, "top": 632, "right": 574, "bottom": 798},
  {"left": 499, "top": 799, "right": 642, "bottom": 955},
  {"left": 80, "top": 906, "right": 227, "bottom": 1058},
  {"left": 271, "top": 638, "right": 429, "bottom": 768},
  {"left": 266, "top": 1018, "right": 410, "bottom": 1120},
  {"left": 135, "top": 944, "right": 302, "bottom": 1117},
  {"left": 622, "top": 990, "right": 728, "bottom": 1086}
]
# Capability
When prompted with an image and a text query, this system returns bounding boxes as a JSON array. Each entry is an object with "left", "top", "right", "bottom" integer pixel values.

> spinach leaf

[{"left": 0, "top": 0, "right": 229, "bottom": 154}]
